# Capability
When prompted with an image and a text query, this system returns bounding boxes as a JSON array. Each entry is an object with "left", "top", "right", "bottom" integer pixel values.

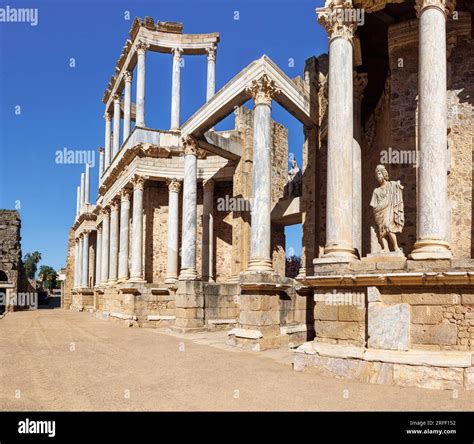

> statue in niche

[
  {"left": 370, "top": 164, "right": 405, "bottom": 253},
  {"left": 286, "top": 157, "right": 302, "bottom": 197}
]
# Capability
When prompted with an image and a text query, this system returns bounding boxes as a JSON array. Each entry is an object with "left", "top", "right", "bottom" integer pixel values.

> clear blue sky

[{"left": 0, "top": 0, "right": 327, "bottom": 271}]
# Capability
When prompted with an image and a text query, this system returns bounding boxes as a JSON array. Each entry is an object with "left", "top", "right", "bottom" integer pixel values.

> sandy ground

[{"left": 0, "top": 309, "right": 473, "bottom": 411}]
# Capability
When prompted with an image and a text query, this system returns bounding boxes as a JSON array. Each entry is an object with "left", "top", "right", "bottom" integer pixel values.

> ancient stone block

[
  {"left": 461, "top": 293, "right": 474, "bottom": 305},
  {"left": 338, "top": 305, "right": 365, "bottom": 322},
  {"left": 314, "top": 303, "right": 338, "bottom": 321},
  {"left": 411, "top": 306, "right": 443, "bottom": 325},
  {"left": 401, "top": 293, "right": 459, "bottom": 305},
  {"left": 411, "top": 323, "right": 458, "bottom": 345},
  {"left": 393, "top": 364, "right": 463, "bottom": 390},
  {"left": 315, "top": 321, "right": 359, "bottom": 341},
  {"left": 368, "top": 302, "right": 410, "bottom": 350}
]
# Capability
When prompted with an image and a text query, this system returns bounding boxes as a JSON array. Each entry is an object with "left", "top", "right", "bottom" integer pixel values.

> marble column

[
  {"left": 130, "top": 176, "right": 145, "bottom": 281},
  {"left": 118, "top": 189, "right": 131, "bottom": 280},
  {"left": 82, "top": 230, "right": 90, "bottom": 288},
  {"left": 80, "top": 173, "right": 85, "bottom": 209},
  {"left": 76, "top": 186, "right": 81, "bottom": 218},
  {"left": 112, "top": 95, "right": 121, "bottom": 158},
  {"left": 165, "top": 178, "right": 181, "bottom": 284},
  {"left": 206, "top": 45, "right": 216, "bottom": 101},
  {"left": 108, "top": 199, "right": 119, "bottom": 282},
  {"left": 95, "top": 226, "right": 102, "bottom": 286},
  {"left": 74, "top": 238, "right": 79, "bottom": 287},
  {"left": 353, "top": 72, "right": 368, "bottom": 257},
  {"left": 179, "top": 136, "right": 198, "bottom": 280},
  {"left": 104, "top": 112, "right": 112, "bottom": 169},
  {"left": 98, "top": 148, "right": 104, "bottom": 179},
  {"left": 245, "top": 75, "right": 279, "bottom": 271},
  {"left": 317, "top": 5, "right": 357, "bottom": 260},
  {"left": 77, "top": 236, "right": 83, "bottom": 288},
  {"left": 410, "top": 0, "right": 454, "bottom": 260},
  {"left": 100, "top": 209, "right": 110, "bottom": 284},
  {"left": 170, "top": 47, "right": 183, "bottom": 130},
  {"left": 84, "top": 163, "right": 90, "bottom": 205},
  {"left": 202, "top": 179, "right": 214, "bottom": 281},
  {"left": 136, "top": 41, "right": 148, "bottom": 127},
  {"left": 123, "top": 71, "right": 133, "bottom": 141}
]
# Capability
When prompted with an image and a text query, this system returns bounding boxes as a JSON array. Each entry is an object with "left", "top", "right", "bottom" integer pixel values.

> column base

[
  {"left": 179, "top": 268, "right": 198, "bottom": 281},
  {"left": 164, "top": 276, "right": 178, "bottom": 285},
  {"left": 322, "top": 244, "right": 357, "bottom": 260},
  {"left": 107, "top": 278, "right": 117, "bottom": 285},
  {"left": 409, "top": 240, "right": 452, "bottom": 260},
  {"left": 128, "top": 276, "right": 146, "bottom": 283},
  {"left": 246, "top": 258, "right": 273, "bottom": 272}
]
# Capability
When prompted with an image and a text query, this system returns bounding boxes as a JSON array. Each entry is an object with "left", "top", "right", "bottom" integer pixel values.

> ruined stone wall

[
  {"left": 63, "top": 228, "right": 75, "bottom": 309},
  {"left": 0, "top": 210, "right": 22, "bottom": 290},
  {"left": 214, "top": 181, "right": 233, "bottom": 282}
]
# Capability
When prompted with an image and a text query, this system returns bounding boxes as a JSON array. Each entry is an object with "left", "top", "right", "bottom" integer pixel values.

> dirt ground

[{"left": 1, "top": 309, "right": 473, "bottom": 411}]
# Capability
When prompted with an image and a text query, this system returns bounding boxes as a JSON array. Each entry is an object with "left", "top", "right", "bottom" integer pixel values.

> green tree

[
  {"left": 38, "top": 265, "right": 58, "bottom": 290},
  {"left": 23, "top": 251, "right": 42, "bottom": 279}
]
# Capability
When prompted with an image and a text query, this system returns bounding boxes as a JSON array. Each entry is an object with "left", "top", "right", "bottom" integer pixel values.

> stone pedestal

[
  {"left": 174, "top": 280, "right": 204, "bottom": 331},
  {"left": 228, "top": 271, "right": 285, "bottom": 351}
]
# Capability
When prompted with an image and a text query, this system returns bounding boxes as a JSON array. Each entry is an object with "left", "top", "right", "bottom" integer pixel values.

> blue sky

[{"left": 0, "top": 0, "right": 327, "bottom": 270}]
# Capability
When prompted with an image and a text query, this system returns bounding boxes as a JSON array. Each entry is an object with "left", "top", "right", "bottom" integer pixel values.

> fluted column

[
  {"left": 108, "top": 199, "right": 119, "bottom": 282},
  {"left": 353, "top": 72, "right": 368, "bottom": 256},
  {"left": 245, "top": 75, "right": 280, "bottom": 271},
  {"left": 165, "top": 178, "right": 181, "bottom": 284},
  {"left": 410, "top": 0, "right": 455, "bottom": 260},
  {"left": 95, "top": 226, "right": 102, "bottom": 286},
  {"left": 206, "top": 45, "right": 216, "bottom": 101},
  {"left": 100, "top": 209, "right": 110, "bottom": 284},
  {"left": 74, "top": 238, "right": 79, "bottom": 287},
  {"left": 98, "top": 148, "right": 104, "bottom": 178},
  {"left": 170, "top": 47, "right": 183, "bottom": 130},
  {"left": 104, "top": 112, "right": 112, "bottom": 170},
  {"left": 317, "top": 4, "right": 357, "bottom": 260},
  {"left": 180, "top": 137, "right": 198, "bottom": 280},
  {"left": 112, "top": 95, "right": 121, "bottom": 158},
  {"left": 82, "top": 230, "right": 90, "bottom": 288},
  {"left": 136, "top": 41, "right": 148, "bottom": 127},
  {"left": 78, "top": 235, "right": 83, "bottom": 287},
  {"left": 130, "top": 176, "right": 145, "bottom": 281},
  {"left": 84, "top": 163, "right": 90, "bottom": 205},
  {"left": 80, "top": 173, "right": 85, "bottom": 209},
  {"left": 123, "top": 71, "right": 133, "bottom": 141},
  {"left": 202, "top": 179, "right": 214, "bottom": 281},
  {"left": 118, "top": 189, "right": 131, "bottom": 280},
  {"left": 76, "top": 186, "right": 81, "bottom": 218}
]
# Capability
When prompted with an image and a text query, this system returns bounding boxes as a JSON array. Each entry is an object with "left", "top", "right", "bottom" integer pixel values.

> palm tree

[
  {"left": 38, "top": 265, "right": 58, "bottom": 290},
  {"left": 23, "top": 251, "right": 42, "bottom": 279}
]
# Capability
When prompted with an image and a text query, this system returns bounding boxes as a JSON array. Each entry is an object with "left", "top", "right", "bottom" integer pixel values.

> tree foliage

[
  {"left": 38, "top": 265, "right": 58, "bottom": 290},
  {"left": 23, "top": 251, "right": 42, "bottom": 279}
]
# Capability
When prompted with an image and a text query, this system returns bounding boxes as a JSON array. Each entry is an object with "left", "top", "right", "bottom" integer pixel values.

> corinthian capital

[
  {"left": 245, "top": 74, "right": 280, "bottom": 106},
  {"left": 123, "top": 71, "right": 133, "bottom": 83},
  {"left": 104, "top": 112, "right": 112, "bottom": 122},
  {"left": 167, "top": 178, "right": 182, "bottom": 193},
  {"left": 182, "top": 135, "right": 199, "bottom": 156},
  {"left": 131, "top": 175, "right": 145, "bottom": 190},
  {"left": 206, "top": 45, "right": 217, "bottom": 62},
  {"left": 136, "top": 41, "right": 149, "bottom": 55},
  {"left": 415, "top": 0, "right": 456, "bottom": 17},
  {"left": 172, "top": 47, "right": 184, "bottom": 60},
  {"left": 317, "top": 4, "right": 357, "bottom": 41}
]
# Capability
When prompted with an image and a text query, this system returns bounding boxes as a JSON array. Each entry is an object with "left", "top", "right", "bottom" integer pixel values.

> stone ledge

[
  {"left": 147, "top": 315, "right": 176, "bottom": 321},
  {"left": 207, "top": 318, "right": 237, "bottom": 325},
  {"left": 110, "top": 312, "right": 137, "bottom": 321},
  {"left": 228, "top": 328, "right": 263, "bottom": 339},
  {"left": 295, "top": 342, "right": 473, "bottom": 368},
  {"left": 280, "top": 324, "right": 313, "bottom": 335}
]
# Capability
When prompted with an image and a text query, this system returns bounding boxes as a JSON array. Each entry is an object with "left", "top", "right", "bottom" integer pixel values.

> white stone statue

[
  {"left": 370, "top": 164, "right": 404, "bottom": 253},
  {"left": 287, "top": 158, "right": 302, "bottom": 197}
]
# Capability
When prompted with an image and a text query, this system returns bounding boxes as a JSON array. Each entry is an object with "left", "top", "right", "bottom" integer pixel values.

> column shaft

[
  {"left": 84, "top": 163, "right": 90, "bottom": 205},
  {"left": 82, "top": 232, "right": 89, "bottom": 288},
  {"left": 99, "top": 149, "right": 104, "bottom": 178},
  {"left": 170, "top": 48, "right": 182, "bottom": 130},
  {"left": 95, "top": 228, "right": 102, "bottom": 285},
  {"left": 74, "top": 239, "right": 79, "bottom": 287},
  {"left": 104, "top": 113, "right": 112, "bottom": 169},
  {"left": 411, "top": 1, "right": 452, "bottom": 259},
  {"left": 100, "top": 211, "right": 110, "bottom": 284},
  {"left": 112, "top": 96, "right": 121, "bottom": 158},
  {"left": 118, "top": 190, "right": 130, "bottom": 280},
  {"left": 80, "top": 173, "right": 85, "bottom": 208},
  {"left": 165, "top": 179, "right": 181, "bottom": 283},
  {"left": 202, "top": 180, "right": 214, "bottom": 281},
  {"left": 130, "top": 176, "right": 145, "bottom": 281},
  {"left": 180, "top": 138, "right": 198, "bottom": 279},
  {"left": 109, "top": 202, "right": 119, "bottom": 281},
  {"left": 206, "top": 46, "right": 216, "bottom": 101},
  {"left": 136, "top": 43, "right": 147, "bottom": 127},
  {"left": 76, "top": 186, "right": 80, "bottom": 218},
  {"left": 123, "top": 72, "right": 132, "bottom": 141}
]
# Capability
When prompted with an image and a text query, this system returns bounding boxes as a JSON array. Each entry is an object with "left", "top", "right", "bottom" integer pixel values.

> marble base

[{"left": 409, "top": 240, "right": 452, "bottom": 260}]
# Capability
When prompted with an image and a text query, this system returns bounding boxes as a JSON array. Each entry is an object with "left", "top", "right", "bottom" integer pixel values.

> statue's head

[{"left": 375, "top": 164, "right": 389, "bottom": 184}]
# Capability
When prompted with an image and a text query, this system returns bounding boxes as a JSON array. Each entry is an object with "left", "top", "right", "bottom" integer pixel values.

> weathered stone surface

[
  {"left": 315, "top": 321, "right": 359, "bottom": 341},
  {"left": 464, "top": 368, "right": 474, "bottom": 390},
  {"left": 393, "top": 364, "right": 463, "bottom": 390},
  {"left": 461, "top": 293, "right": 474, "bottom": 305},
  {"left": 314, "top": 303, "right": 338, "bottom": 321},
  {"left": 367, "top": 286, "right": 381, "bottom": 302},
  {"left": 368, "top": 302, "right": 410, "bottom": 350},
  {"left": 411, "top": 306, "right": 443, "bottom": 325},
  {"left": 338, "top": 305, "right": 365, "bottom": 322},
  {"left": 411, "top": 323, "right": 458, "bottom": 346},
  {"left": 401, "top": 293, "right": 459, "bottom": 305}
]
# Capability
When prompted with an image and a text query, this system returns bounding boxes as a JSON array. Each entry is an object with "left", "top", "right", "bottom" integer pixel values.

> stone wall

[
  {"left": 63, "top": 228, "right": 75, "bottom": 309},
  {"left": 0, "top": 210, "right": 23, "bottom": 290}
]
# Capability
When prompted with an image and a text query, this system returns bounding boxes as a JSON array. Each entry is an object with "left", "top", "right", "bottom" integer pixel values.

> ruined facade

[{"left": 66, "top": 1, "right": 474, "bottom": 390}]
